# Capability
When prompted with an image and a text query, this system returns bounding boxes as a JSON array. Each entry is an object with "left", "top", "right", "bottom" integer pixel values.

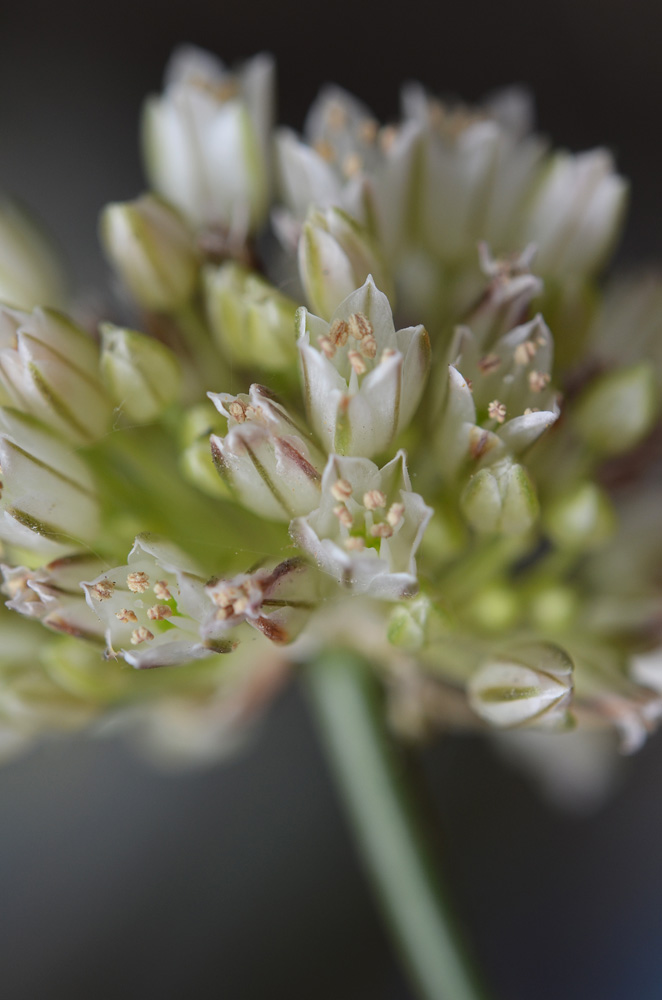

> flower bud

[
  {"left": 574, "top": 362, "right": 657, "bottom": 455},
  {"left": 544, "top": 481, "right": 615, "bottom": 551},
  {"left": 2, "top": 553, "right": 106, "bottom": 641},
  {"left": 0, "top": 305, "right": 111, "bottom": 445},
  {"left": 0, "top": 199, "right": 68, "bottom": 310},
  {"left": 297, "top": 276, "right": 430, "bottom": 457},
  {"left": 523, "top": 149, "right": 627, "bottom": 278},
  {"left": 387, "top": 595, "right": 451, "bottom": 651},
  {"left": 100, "top": 195, "right": 199, "bottom": 312},
  {"left": 460, "top": 458, "right": 539, "bottom": 535},
  {"left": 468, "top": 642, "right": 574, "bottom": 730},
  {"left": 298, "top": 207, "right": 393, "bottom": 320},
  {"left": 209, "top": 384, "right": 324, "bottom": 521},
  {"left": 204, "top": 262, "right": 298, "bottom": 370},
  {"left": 142, "top": 47, "right": 272, "bottom": 232},
  {"left": 100, "top": 323, "right": 182, "bottom": 423},
  {"left": 0, "top": 408, "right": 100, "bottom": 556}
]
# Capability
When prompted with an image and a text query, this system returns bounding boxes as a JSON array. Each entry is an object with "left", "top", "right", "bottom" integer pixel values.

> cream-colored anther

[
  {"left": 115, "top": 608, "right": 137, "bottom": 623},
  {"left": 524, "top": 406, "right": 540, "bottom": 415},
  {"left": 130, "top": 626, "right": 154, "bottom": 645},
  {"left": 386, "top": 502, "right": 405, "bottom": 527},
  {"left": 153, "top": 580, "right": 172, "bottom": 601},
  {"left": 348, "top": 350, "right": 367, "bottom": 375},
  {"left": 514, "top": 341, "right": 537, "bottom": 366},
  {"left": 92, "top": 579, "right": 115, "bottom": 601},
  {"left": 487, "top": 400, "right": 507, "bottom": 424},
  {"left": 331, "top": 478, "right": 353, "bottom": 502},
  {"left": 147, "top": 604, "right": 173, "bottom": 621},
  {"left": 228, "top": 400, "right": 248, "bottom": 423},
  {"left": 380, "top": 347, "right": 398, "bottom": 364},
  {"left": 347, "top": 312, "right": 373, "bottom": 341},
  {"left": 313, "top": 139, "right": 336, "bottom": 163},
  {"left": 363, "top": 489, "right": 386, "bottom": 511},
  {"left": 528, "top": 371, "right": 551, "bottom": 393},
  {"left": 370, "top": 522, "right": 394, "bottom": 539},
  {"left": 344, "top": 536, "right": 366, "bottom": 551},
  {"left": 360, "top": 335, "right": 377, "bottom": 359},
  {"left": 232, "top": 595, "right": 250, "bottom": 615},
  {"left": 333, "top": 503, "right": 354, "bottom": 528},
  {"left": 127, "top": 571, "right": 149, "bottom": 593},
  {"left": 342, "top": 153, "right": 363, "bottom": 178},
  {"left": 359, "top": 119, "right": 378, "bottom": 144},
  {"left": 318, "top": 336, "right": 336, "bottom": 359},
  {"left": 379, "top": 125, "right": 397, "bottom": 153},
  {"left": 329, "top": 318, "right": 349, "bottom": 347}
]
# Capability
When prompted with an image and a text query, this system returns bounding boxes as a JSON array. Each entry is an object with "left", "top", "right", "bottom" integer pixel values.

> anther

[
  {"left": 313, "top": 139, "right": 336, "bottom": 162},
  {"left": 130, "top": 626, "right": 154, "bottom": 645},
  {"left": 487, "top": 400, "right": 507, "bottom": 424},
  {"left": 228, "top": 400, "right": 248, "bottom": 423},
  {"left": 127, "top": 571, "right": 149, "bottom": 593},
  {"left": 386, "top": 502, "right": 405, "bottom": 527},
  {"left": 153, "top": 580, "right": 172, "bottom": 600},
  {"left": 478, "top": 353, "right": 501, "bottom": 374},
  {"left": 344, "top": 536, "right": 366, "bottom": 551},
  {"left": 360, "top": 335, "right": 377, "bottom": 359},
  {"left": 318, "top": 336, "right": 336, "bottom": 359},
  {"left": 147, "top": 604, "right": 173, "bottom": 621},
  {"left": 347, "top": 312, "right": 373, "bottom": 341},
  {"left": 370, "top": 522, "right": 394, "bottom": 539},
  {"left": 514, "top": 341, "right": 537, "bottom": 366},
  {"left": 363, "top": 489, "right": 386, "bottom": 511},
  {"left": 333, "top": 504, "right": 354, "bottom": 528},
  {"left": 380, "top": 348, "right": 398, "bottom": 364},
  {"left": 329, "top": 318, "right": 349, "bottom": 347},
  {"left": 528, "top": 371, "right": 551, "bottom": 393},
  {"left": 349, "top": 350, "right": 367, "bottom": 375},
  {"left": 342, "top": 152, "right": 362, "bottom": 178},
  {"left": 115, "top": 608, "right": 137, "bottom": 623},
  {"left": 91, "top": 579, "right": 115, "bottom": 601},
  {"left": 331, "top": 478, "right": 353, "bottom": 502}
]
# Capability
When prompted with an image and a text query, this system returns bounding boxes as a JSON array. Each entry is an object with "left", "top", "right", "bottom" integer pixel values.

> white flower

[
  {"left": 468, "top": 642, "right": 574, "bottom": 729},
  {"left": 204, "top": 557, "right": 319, "bottom": 645},
  {"left": 2, "top": 554, "right": 106, "bottom": 641},
  {"left": 142, "top": 46, "right": 273, "bottom": 233},
  {"left": 522, "top": 149, "right": 627, "bottom": 278},
  {"left": 0, "top": 408, "right": 100, "bottom": 556},
  {"left": 82, "top": 534, "right": 233, "bottom": 669},
  {"left": 0, "top": 199, "right": 68, "bottom": 311},
  {"left": 0, "top": 305, "right": 111, "bottom": 445},
  {"left": 297, "top": 277, "right": 430, "bottom": 457},
  {"left": 208, "top": 384, "right": 324, "bottom": 521},
  {"left": 290, "top": 450, "right": 432, "bottom": 600}
]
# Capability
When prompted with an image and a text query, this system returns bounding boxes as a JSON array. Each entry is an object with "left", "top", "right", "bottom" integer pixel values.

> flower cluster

[{"left": 0, "top": 45, "right": 660, "bottom": 784}]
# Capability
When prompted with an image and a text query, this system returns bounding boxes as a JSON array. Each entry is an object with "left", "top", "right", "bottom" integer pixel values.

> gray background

[{"left": 0, "top": 1, "right": 661, "bottom": 997}]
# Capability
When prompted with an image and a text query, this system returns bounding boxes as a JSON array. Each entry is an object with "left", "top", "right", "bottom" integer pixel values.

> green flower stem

[{"left": 306, "top": 648, "right": 490, "bottom": 1000}]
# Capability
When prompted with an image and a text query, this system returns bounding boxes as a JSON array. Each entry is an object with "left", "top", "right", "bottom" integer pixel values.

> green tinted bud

[
  {"left": 468, "top": 642, "right": 574, "bottom": 730},
  {"left": 204, "top": 262, "right": 298, "bottom": 370},
  {"left": 100, "top": 194, "right": 199, "bottom": 312},
  {"left": 528, "top": 584, "right": 577, "bottom": 631},
  {"left": 100, "top": 323, "right": 182, "bottom": 423},
  {"left": 574, "top": 362, "right": 657, "bottom": 455},
  {"left": 461, "top": 459, "right": 539, "bottom": 536},
  {"left": 544, "top": 481, "right": 615, "bottom": 551},
  {"left": 298, "top": 206, "right": 394, "bottom": 320},
  {"left": 465, "top": 584, "right": 519, "bottom": 632},
  {"left": 387, "top": 596, "right": 451, "bottom": 651},
  {"left": 0, "top": 199, "right": 68, "bottom": 310}
]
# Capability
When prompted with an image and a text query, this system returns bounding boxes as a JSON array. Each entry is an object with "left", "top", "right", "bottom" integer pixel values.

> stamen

[
  {"left": 329, "top": 318, "right": 349, "bottom": 347},
  {"left": 347, "top": 312, "right": 373, "bottom": 341},
  {"left": 127, "top": 571, "right": 149, "bottom": 593},
  {"left": 147, "top": 604, "right": 173, "bottom": 621},
  {"left": 344, "top": 536, "right": 365, "bottom": 551},
  {"left": 514, "top": 341, "right": 537, "bottom": 366},
  {"left": 380, "top": 347, "right": 398, "bottom": 364},
  {"left": 228, "top": 400, "right": 248, "bottom": 423},
  {"left": 115, "top": 608, "right": 137, "bottom": 623},
  {"left": 363, "top": 489, "right": 386, "bottom": 511},
  {"left": 487, "top": 400, "right": 507, "bottom": 424},
  {"left": 386, "top": 502, "right": 405, "bottom": 527},
  {"left": 348, "top": 350, "right": 367, "bottom": 375},
  {"left": 333, "top": 504, "right": 354, "bottom": 528},
  {"left": 379, "top": 125, "right": 397, "bottom": 153},
  {"left": 360, "top": 335, "right": 377, "bottom": 359},
  {"left": 130, "top": 626, "right": 154, "bottom": 645},
  {"left": 313, "top": 139, "right": 335, "bottom": 162},
  {"left": 330, "top": 478, "right": 353, "bottom": 502},
  {"left": 232, "top": 595, "right": 250, "bottom": 615},
  {"left": 524, "top": 406, "right": 541, "bottom": 415},
  {"left": 91, "top": 578, "right": 115, "bottom": 601},
  {"left": 153, "top": 580, "right": 172, "bottom": 601},
  {"left": 318, "top": 335, "right": 336, "bottom": 359},
  {"left": 342, "top": 152, "right": 362, "bottom": 178},
  {"left": 370, "top": 522, "right": 394, "bottom": 539},
  {"left": 528, "top": 371, "right": 551, "bottom": 393}
]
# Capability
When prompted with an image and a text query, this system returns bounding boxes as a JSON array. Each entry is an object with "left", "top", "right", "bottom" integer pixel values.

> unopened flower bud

[
  {"left": 544, "top": 481, "right": 615, "bottom": 551},
  {"left": 0, "top": 199, "right": 68, "bottom": 310},
  {"left": 298, "top": 207, "right": 394, "bottom": 320},
  {"left": 460, "top": 458, "right": 539, "bottom": 536},
  {"left": 468, "top": 642, "right": 574, "bottom": 730},
  {"left": 387, "top": 595, "right": 451, "bottom": 651},
  {"left": 0, "top": 408, "right": 100, "bottom": 556},
  {"left": 574, "top": 362, "right": 657, "bottom": 455},
  {"left": 204, "top": 262, "right": 298, "bottom": 370},
  {"left": 0, "top": 305, "right": 111, "bottom": 445},
  {"left": 100, "top": 323, "right": 182, "bottom": 423},
  {"left": 100, "top": 194, "right": 199, "bottom": 312}
]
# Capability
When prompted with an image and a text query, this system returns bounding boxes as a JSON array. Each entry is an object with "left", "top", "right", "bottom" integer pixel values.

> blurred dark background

[{"left": 0, "top": 1, "right": 661, "bottom": 997}]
